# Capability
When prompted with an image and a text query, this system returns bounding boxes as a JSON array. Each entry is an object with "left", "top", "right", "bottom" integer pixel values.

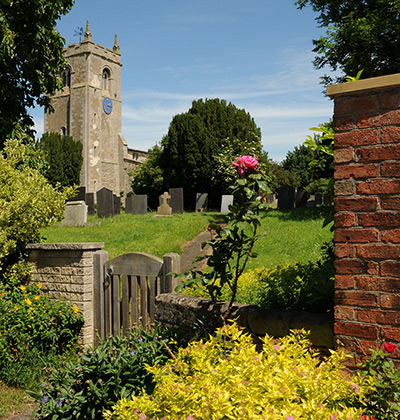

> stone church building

[{"left": 44, "top": 21, "right": 146, "bottom": 197}]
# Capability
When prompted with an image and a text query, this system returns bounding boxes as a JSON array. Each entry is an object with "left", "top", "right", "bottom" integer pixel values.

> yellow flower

[
  {"left": 25, "top": 298, "right": 32, "bottom": 306},
  {"left": 72, "top": 306, "right": 79, "bottom": 314},
  {"left": 34, "top": 295, "right": 40, "bottom": 300},
  {"left": 14, "top": 306, "right": 19, "bottom": 311},
  {"left": 19, "top": 286, "right": 26, "bottom": 291},
  {"left": 36, "top": 282, "right": 42, "bottom": 290}
]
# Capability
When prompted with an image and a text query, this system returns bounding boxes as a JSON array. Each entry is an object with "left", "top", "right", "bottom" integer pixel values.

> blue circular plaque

[{"left": 103, "top": 97, "right": 113, "bottom": 114}]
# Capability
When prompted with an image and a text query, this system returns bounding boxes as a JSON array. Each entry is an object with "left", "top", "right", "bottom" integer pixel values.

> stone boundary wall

[
  {"left": 27, "top": 242, "right": 104, "bottom": 347},
  {"left": 327, "top": 73, "right": 400, "bottom": 367},
  {"left": 155, "top": 294, "right": 334, "bottom": 349}
]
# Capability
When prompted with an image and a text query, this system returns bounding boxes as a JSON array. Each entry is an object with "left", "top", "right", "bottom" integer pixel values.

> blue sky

[{"left": 32, "top": 0, "right": 335, "bottom": 162}]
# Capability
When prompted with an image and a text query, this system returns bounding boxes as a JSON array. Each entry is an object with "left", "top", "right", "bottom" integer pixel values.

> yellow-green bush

[
  {"left": 104, "top": 324, "right": 370, "bottom": 420},
  {"left": 0, "top": 135, "right": 72, "bottom": 274}
]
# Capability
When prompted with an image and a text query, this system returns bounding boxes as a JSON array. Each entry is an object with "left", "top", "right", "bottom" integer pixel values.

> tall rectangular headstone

[
  {"left": 220, "top": 195, "right": 233, "bottom": 213},
  {"left": 125, "top": 192, "right": 134, "bottom": 214},
  {"left": 196, "top": 193, "right": 208, "bottom": 212},
  {"left": 97, "top": 188, "right": 114, "bottom": 218},
  {"left": 168, "top": 188, "right": 184, "bottom": 214},
  {"left": 85, "top": 193, "right": 95, "bottom": 216},
  {"left": 132, "top": 194, "right": 148, "bottom": 215},
  {"left": 113, "top": 195, "right": 121, "bottom": 215},
  {"left": 277, "top": 185, "right": 295, "bottom": 210},
  {"left": 68, "top": 186, "right": 86, "bottom": 202},
  {"left": 295, "top": 190, "right": 309, "bottom": 208}
]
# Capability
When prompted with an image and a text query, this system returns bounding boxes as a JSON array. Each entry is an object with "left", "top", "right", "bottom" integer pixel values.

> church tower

[{"left": 44, "top": 21, "right": 138, "bottom": 196}]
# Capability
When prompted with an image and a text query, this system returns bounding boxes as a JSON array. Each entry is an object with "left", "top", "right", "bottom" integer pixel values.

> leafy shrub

[
  {"left": 0, "top": 135, "right": 73, "bottom": 277},
  {"left": 31, "top": 325, "right": 177, "bottom": 420},
  {"left": 0, "top": 279, "right": 83, "bottom": 387},
  {"left": 359, "top": 342, "right": 400, "bottom": 420},
  {"left": 184, "top": 244, "right": 334, "bottom": 313},
  {"left": 104, "top": 323, "right": 370, "bottom": 420}
]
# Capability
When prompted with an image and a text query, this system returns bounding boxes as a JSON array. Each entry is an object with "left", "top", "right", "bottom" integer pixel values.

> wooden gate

[{"left": 93, "top": 251, "right": 180, "bottom": 343}]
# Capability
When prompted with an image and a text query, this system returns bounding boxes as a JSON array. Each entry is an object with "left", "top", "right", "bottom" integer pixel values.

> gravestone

[
  {"left": 315, "top": 192, "right": 323, "bottom": 205},
  {"left": 125, "top": 192, "right": 134, "bottom": 214},
  {"left": 85, "top": 193, "right": 95, "bottom": 216},
  {"left": 323, "top": 193, "right": 332, "bottom": 205},
  {"left": 220, "top": 195, "right": 233, "bottom": 213},
  {"left": 295, "top": 190, "right": 309, "bottom": 208},
  {"left": 97, "top": 188, "right": 114, "bottom": 218},
  {"left": 168, "top": 188, "right": 184, "bottom": 214},
  {"left": 62, "top": 201, "right": 88, "bottom": 226},
  {"left": 196, "top": 193, "right": 208, "bottom": 212},
  {"left": 277, "top": 185, "right": 295, "bottom": 210},
  {"left": 157, "top": 192, "right": 172, "bottom": 215},
  {"left": 67, "top": 186, "right": 86, "bottom": 202},
  {"left": 132, "top": 194, "right": 147, "bottom": 215},
  {"left": 113, "top": 195, "right": 121, "bottom": 215}
]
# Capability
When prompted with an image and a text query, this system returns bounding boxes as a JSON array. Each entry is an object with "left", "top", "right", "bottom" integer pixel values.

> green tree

[
  {"left": 158, "top": 98, "right": 262, "bottom": 209},
  {"left": 281, "top": 144, "right": 315, "bottom": 189},
  {"left": 131, "top": 145, "right": 164, "bottom": 209},
  {"left": 37, "top": 132, "right": 83, "bottom": 188},
  {"left": 295, "top": 0, "right": 400, "bottom": 85},
  {"left": 0, "top": 0, "right": 75, "bottom": 145},
  {"left": 0, "top": 132, "right": 73, "bottom": 278}
]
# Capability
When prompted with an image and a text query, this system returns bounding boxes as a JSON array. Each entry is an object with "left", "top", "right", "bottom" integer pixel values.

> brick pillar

[{"left": 328, "top": 74, "right": 400, "bottom": 366}]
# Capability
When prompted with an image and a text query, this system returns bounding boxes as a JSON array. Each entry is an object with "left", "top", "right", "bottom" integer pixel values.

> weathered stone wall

[
  {"left": 27, "top": 242, "right": 104, "bottom": 347},
  {"left": 155, "top": 294, "right": 334, "bottom": 349},
  {"left": 327, "top": 73, "right": 400, "bottom": 367}
]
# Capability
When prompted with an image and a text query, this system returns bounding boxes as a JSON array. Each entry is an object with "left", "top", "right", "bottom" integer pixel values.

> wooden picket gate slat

[{"left": 93, "top": 251, "right": 180, "bottom": 344}]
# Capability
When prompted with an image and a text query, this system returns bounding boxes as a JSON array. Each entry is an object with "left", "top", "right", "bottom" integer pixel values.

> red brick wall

[{"left": 331, "top": 82, "right": 400, "bottom": 367}]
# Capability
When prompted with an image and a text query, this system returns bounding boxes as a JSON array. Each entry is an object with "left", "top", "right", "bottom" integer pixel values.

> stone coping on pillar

[
  {"left": 327, "top": 72, "right": 400, "bottom": 97},
  {"left": 27, "top": 242, "right": 105, "bottom": 251}
]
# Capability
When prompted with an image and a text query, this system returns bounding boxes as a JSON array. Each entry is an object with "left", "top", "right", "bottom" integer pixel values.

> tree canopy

[
  {"left": 132, "top": 98, "right": 263, "bottom": 209},
  {"left": 37, "top": 132, "right": 83, "bottom": 188},
  {"left": 295, "top": 0, "right": 400, "bottom": 84},
  {"left": 0, "top": 0, "right": 75, "bottom": 146}
]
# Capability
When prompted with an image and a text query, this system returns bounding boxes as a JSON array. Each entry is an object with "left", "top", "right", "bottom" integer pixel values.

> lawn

[{"left": 40, "top": 206, "right": 333, "bottom": 269}]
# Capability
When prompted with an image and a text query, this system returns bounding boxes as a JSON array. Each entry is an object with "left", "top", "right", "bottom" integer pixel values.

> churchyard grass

[
  {"left": 40, "top": 212, "right": 219, "bottom": 259},
  {"left": 0, "top": 382, "right": 35, "bottom": 419},
  {"left": 39, "top": 207, "right": 333, "bottom": 266}
]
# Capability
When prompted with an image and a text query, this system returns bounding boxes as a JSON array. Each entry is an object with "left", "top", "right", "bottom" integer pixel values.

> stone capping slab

[
  {"left": 26, "top": 242, "right": 105, "bottom": 251},
  {"left": 327, "top": 72, "right": 400, "bottom": 97}
]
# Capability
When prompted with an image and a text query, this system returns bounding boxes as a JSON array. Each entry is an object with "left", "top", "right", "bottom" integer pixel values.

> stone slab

[
  {"left": 220, "top": 195, "right": 233, "bottom": 213},
  {"left": 62, "top": 201, "right": 88, "bottom": 226},
  {"left": 169, "top": 188, "right": 184, "bottom": 214}
]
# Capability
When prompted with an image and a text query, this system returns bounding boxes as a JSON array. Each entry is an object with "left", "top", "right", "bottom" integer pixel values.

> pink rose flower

[
  {"left": 232, "top": 155, "right": 258, "bottom": 175},
  {"left": 383, "top": 342, "right": 397, "bottom": 353}
]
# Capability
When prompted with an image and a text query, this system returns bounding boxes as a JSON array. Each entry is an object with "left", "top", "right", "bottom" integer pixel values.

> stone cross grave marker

[{"left": 157, "top": 192, "right": 172, "bottom": 215}]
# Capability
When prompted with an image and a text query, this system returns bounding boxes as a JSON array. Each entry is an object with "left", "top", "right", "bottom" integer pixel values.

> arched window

[
  {"left": 62, "top": 67, "right": 71, "bottom": 88},
  {"left": 102, "top": 68, "right": 111, "bottom": 90}
]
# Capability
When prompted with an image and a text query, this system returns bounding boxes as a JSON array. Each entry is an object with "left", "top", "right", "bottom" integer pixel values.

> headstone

[
  {"left": 295, "top": 190, "right": 309, "bottom": 208},
  {"left": 157, "top": 192, "right": 172, "bottom": 215},
  {"left": 113, "top": 195, "right": 121, "bottom": 215},
  {"left": 277, "top": 185, "right": 295, "bottom": 210},
  {"left": 323, "top": 193, "right": 333, "bottom": 205},
  {"left": 315, "top": 192, "right": 323, "bottom": 205},
  {"left": 85, "top": 193, "right": 96, "bottom": 216},
  {"left": 168, "top": 188, "right": 184, "bottom": 214},
  {"left": 220, "top": 195, "right": 233, "bottom": 213},
  {"left": 195, "top": 193, "right": 208, "bottom": 212},
  {"left": 265, "top": 193, "right": 275, "bottom": 204},
  {"left": 132, "top": 194, "right": 147, "bottom": 215},
  {"left": 125, "top": 192, "right": 134, "bottom": 214},
  {"left": 67, "top": 186, "right": 86, "bottom": 202},
  {"left": 97, "top": 188, "right": 114, "bottom": 218},
  {"left": 62, "top": 201, "right": 88, "bottom": 226}
]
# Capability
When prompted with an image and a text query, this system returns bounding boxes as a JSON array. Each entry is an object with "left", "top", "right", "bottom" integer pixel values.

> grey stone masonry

[{"left": 27, "top": 242, "right": 104, "bottom": 347}]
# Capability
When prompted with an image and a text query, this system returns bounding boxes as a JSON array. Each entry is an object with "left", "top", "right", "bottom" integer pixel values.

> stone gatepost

[
  {"left": 327, "top": 74, "right": 400, "bottom": 367},
  {"left": 27, "top": 242, "right": 104, "bottom": 347}
]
